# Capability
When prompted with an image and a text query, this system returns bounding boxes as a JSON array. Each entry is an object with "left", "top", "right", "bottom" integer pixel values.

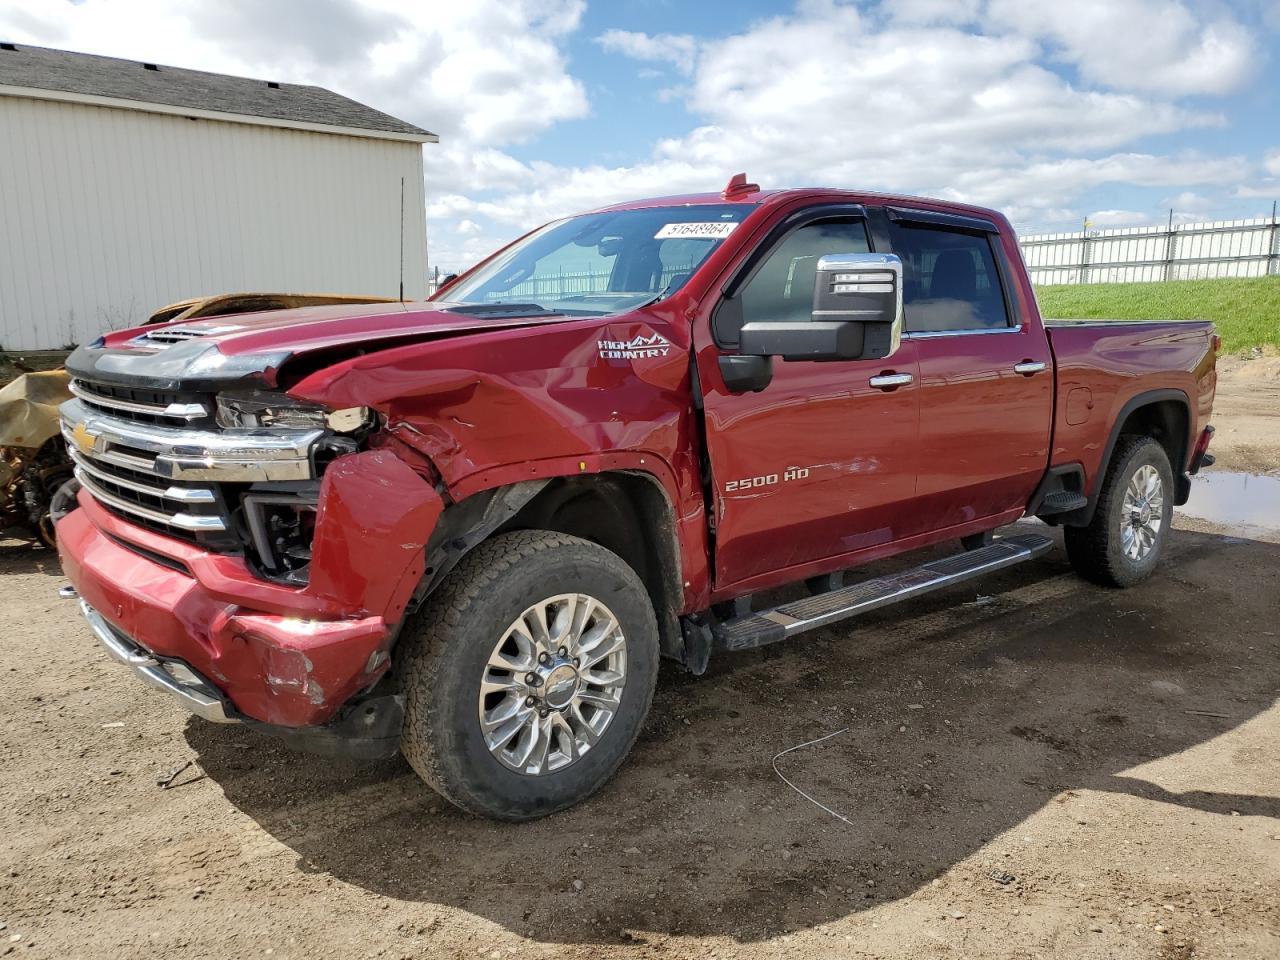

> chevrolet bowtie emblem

[{"left": 71, "top": 422, "right": 96, "bottom": 454}]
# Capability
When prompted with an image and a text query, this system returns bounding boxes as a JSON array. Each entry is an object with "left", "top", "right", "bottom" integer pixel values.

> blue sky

[{"left": 4, "top": 0, "right": 1279, "bottom": 272}]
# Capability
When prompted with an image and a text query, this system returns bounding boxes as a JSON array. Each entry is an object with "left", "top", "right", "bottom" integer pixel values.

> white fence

[{"left": 1019, "top": 213, "right": 1280, "bottom": 286}]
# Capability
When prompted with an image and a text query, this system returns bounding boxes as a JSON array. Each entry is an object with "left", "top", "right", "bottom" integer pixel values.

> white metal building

[{"left": 0, "top": 43, "right": 435, "bottom": 351}]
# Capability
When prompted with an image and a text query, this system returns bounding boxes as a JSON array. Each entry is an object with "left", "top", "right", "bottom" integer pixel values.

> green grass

[{"left": 1034, "top": 276, "right": 1280, "bottom": 353}]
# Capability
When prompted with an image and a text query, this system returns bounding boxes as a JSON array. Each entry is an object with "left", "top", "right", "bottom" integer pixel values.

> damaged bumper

[
  {"left": 80, "top": 598, "right": 236, "bottom": 723},
  {"left": 57, "top": 446, "right": 444, "bottom": 752}
]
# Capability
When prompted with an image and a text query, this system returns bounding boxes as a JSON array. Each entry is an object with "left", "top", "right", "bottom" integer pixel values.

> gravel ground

[{"left": 0, "top": 367, "right": 1276, "bottom": 960}]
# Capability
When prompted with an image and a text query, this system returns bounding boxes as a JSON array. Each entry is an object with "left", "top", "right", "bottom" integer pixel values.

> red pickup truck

[{"left": 57, "top": 178, "right": 1217, "bottom": 820}]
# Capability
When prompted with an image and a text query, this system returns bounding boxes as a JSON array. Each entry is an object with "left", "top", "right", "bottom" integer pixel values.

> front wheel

[
  {"left": 397, "top": 530, "right": 659, "bottom": 820},
  {"left": 1065, "top": 435, "right": 1174, "bottom": 588}
]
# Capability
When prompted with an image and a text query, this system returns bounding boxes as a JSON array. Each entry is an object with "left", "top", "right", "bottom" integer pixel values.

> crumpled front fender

[{"left": 306, "top": 448, "right": 442, "bottom": 624}]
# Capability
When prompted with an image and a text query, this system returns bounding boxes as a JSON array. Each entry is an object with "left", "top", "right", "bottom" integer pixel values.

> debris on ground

[{"left": 157, "top": 760, "right": 194, "bottom": 789}]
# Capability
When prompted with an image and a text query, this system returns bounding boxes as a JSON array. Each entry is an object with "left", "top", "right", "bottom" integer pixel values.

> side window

[
  {"left": 739, "top": 219, "right": 871, "bottom": 325},
  {"left": 887, "top": 222, "right": 1010, "bottom": 333}
]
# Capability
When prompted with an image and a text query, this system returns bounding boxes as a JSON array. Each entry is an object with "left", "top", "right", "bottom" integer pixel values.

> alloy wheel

[
  {"left": 1120, "top": 463, "right": 1165, "bottom": 561},
  {"left": 477, "top": 593, "right": 627, "bottom": 775}
]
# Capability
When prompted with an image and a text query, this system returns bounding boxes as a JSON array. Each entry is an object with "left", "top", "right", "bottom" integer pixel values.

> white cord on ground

[{"left": 771, "top": 727, "right": 855, "bottom": 826}]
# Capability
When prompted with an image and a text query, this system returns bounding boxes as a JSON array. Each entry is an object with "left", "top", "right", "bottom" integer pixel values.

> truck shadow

[{"left": 186, "top": 524, "right": 1280, "bottom": 945}]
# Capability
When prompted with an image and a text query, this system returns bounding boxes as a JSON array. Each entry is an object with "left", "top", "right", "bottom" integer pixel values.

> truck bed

[
  {"left": 1044, "top": 317, "right": 1217, "bottom": 496},
  {"left": 1043, "top": 317, "right": 1214, "bottom": 327}
]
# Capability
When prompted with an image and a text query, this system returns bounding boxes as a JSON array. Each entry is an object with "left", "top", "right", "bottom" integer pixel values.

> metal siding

[{"left": 0, "top": 95, "right": 428, "bottom": 350}]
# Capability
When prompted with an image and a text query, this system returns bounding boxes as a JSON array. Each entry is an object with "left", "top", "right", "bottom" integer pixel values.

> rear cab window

[{"left": 885, "top": 218, "right": 1012, "bottom": 333}]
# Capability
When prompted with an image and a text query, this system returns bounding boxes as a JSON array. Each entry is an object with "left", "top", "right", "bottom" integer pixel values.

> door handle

[
  {"left": 1013, "top": 360, "right": 1046, "bottom": 376},
  {"left": 869, "top": 372, "right": 914, "bottom": 390}
]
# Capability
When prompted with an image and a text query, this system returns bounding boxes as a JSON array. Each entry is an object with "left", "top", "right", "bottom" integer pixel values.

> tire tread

[
  {"left": 397, "top": 529, "right": 657, "bottom": 820},
  {"left": 1065, "top": 434, "right": 1170, "bottom": 588}
]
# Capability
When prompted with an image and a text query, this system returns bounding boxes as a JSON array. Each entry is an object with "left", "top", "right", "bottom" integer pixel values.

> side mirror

[{"left": 738, "top": 253, "right": 903, "bottom": 362}]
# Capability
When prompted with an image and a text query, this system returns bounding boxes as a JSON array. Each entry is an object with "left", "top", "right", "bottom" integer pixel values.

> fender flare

[
  {"left": 408, "top": 465, "right": 691, "bottom": 663},
  {"left": 1078, "top": 387, "right": 1193, "bottom": 524}
]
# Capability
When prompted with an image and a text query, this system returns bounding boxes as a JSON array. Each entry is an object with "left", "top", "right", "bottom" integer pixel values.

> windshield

[{"left": 444, "top": 204, "right": 753, "bottom": 316}]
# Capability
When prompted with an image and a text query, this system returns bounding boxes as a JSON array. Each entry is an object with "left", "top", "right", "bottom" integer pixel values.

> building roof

[{"left": 0, "top": 42, "right": 435, "bottom": 142}]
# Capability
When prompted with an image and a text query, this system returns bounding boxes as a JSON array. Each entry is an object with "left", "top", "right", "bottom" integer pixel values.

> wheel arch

[
  {"left": 1073, "top": 388, "right": 1192, "bottom": 525},
  {"left": 500, "top": 472, "right": 685, "bottom": 662},
  {"left": 414, "top": 470, "right": 686, "bottom": 661}
]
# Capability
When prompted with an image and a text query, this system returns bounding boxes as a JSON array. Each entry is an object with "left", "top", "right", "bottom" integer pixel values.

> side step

[
  {"left": 1038, "top": 490, "right": 1088, "bottom": 514},
  {"left": 711, "top": 533, "right": 1054, "bottom": 652}
]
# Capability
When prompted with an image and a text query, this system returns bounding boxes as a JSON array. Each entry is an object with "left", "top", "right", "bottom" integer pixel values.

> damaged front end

[{"left": 56, "top": 335, "right": 446, "bottom": 757}]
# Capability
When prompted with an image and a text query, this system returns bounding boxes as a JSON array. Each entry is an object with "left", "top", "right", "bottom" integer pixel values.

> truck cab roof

[{"left": 591, "top": 185, "right": 1011, "bottom": 232}]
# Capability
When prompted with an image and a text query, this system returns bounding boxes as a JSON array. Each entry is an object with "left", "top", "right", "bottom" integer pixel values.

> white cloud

[
  {"left": 1166, "top": 190, "right": 1212, "bottom": 214},
  {"left": 885, "top": 0, "right": 981, "bottom": 26},
  {"left": 1, "top": 0, "right": 1264, "bottom": 270},
  {"left": 574, "top": 8, "right": 1236, "bottom": 237},
  {"left": 596, "top": 29, "right": 699, "bottom": 75},
  {"left": 1233, "top": 184, "right": 1280, "bottom": 200},
  {"left": 938, "top": 154, "right": 1248, "bottom": 209},
  {"left": 0, "top": 0, "right": 589, "bottom": 177},
  {"left": 1087, "top": 210, "right": 1151, "bottom": 227},
  {"left": 1234, "top": 153, "right": 1280, "bottom": 201},
  {"left": 986, "top": 0, "right": 1258, "bottom": 96}
]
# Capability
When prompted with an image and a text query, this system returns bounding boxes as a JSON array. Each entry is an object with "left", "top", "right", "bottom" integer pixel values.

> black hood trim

[{"left": 66, "top": 340, "right": 290, "bottom": 392}]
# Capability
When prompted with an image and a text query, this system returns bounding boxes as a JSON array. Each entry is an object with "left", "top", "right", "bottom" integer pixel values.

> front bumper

[
  {"left": 57, "top": 447, "right": 445, "bottom": 729},
  {"left": 79, "top": 598, "right": 236, "bottom": 723}
]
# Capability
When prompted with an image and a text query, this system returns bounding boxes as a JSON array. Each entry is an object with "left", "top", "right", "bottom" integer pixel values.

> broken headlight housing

[
  {"left": 215, "top": 387, "right": 372, "bottom": 432},
  {"left": 242, "top": 488, "right": 319, "bottom": 583}
]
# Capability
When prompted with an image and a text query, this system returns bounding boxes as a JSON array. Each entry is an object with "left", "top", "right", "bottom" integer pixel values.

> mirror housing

[{"left": 738, "top": 253, "right": 903, "bottom": 362}]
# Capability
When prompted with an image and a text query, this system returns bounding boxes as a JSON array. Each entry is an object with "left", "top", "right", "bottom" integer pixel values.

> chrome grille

[
  {"left": 64, "top": 428, "right": 230, "bottom": 540},
  {"left": 70, "top": 378, "right": 210, "bottom": 426},
  {"left": 61, "top": 391, "right": 322, "bottom": 549}
]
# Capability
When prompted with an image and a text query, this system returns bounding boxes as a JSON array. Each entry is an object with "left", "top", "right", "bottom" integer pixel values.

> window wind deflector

[
  {"left": 443, "top": 303, "right": 557, "bottom": 319},
  {"left": 886, "top": 207, "right": 998, "bottom": 233}
]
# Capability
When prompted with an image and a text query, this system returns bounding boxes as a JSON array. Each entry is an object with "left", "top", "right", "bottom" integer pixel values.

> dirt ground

[
  {"left": 1, "top": 365, "right": 1277, "bottom": 960},
  {"left": 1207, "top": 350, "right": 1280, "bottom": 476}
]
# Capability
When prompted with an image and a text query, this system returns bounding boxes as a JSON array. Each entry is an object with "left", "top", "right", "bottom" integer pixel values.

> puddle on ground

[{"left": 1177, "top": 471, "right": 1280, "bottom": 533}]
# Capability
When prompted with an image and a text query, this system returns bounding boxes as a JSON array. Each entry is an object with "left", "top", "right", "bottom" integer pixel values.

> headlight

[{"left": 216, "top": 388, "right": 371, "bottom": 432}]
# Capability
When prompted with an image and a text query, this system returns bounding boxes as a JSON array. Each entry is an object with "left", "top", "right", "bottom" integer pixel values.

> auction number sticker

[{"left": 654, "top": 222, "right": 739, "bottom": 240}]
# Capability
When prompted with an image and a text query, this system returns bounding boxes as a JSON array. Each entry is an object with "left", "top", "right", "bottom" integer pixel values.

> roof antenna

[
  {"left": 722, "top": 172, "right": 759, "bottom": 200},
  {"left": 398, "top": 176, "right": 405, "bottom": 303}
]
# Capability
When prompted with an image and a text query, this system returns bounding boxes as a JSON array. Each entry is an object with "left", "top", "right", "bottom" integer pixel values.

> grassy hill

[{"left": 1035, "top": 276, "right": 1280, "bottom": 352}]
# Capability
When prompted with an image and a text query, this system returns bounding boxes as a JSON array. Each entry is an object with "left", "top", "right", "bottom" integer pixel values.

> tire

[
  {"left": 42, "top": 478, "right": 81, "bottom": 548},
  {"left": 1065, "top": 435, "right": 1174, "bottom": 588},
  {"left": 397, "top": 530, "right": 660, "bottom": 821}
]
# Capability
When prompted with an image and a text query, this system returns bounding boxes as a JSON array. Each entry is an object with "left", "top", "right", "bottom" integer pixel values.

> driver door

[{"left": 693, "top": 208, "right": 921, "bottom": 590}]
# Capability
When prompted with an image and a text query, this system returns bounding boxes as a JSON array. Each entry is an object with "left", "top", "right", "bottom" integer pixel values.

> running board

[{"left": 711, "top": 533, "right": 1054, "bottom": 652}]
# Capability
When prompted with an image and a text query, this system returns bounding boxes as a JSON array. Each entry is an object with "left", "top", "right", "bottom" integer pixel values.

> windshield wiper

[{"left": 634, "top": 281, "right": 677, "bottom": 310}]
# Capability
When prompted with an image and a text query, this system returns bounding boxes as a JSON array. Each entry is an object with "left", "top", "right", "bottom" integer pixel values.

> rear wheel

[
  {"left": 1065, "top": 435, "right": 1173, "bottom": 588},
  {"left": 397, "top": 530, "right": 659, "bottom": 820}
]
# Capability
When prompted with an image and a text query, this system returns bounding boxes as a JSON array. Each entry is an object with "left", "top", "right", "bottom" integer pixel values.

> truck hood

[{"left": 66, "top": 301, "right": 578, "bottom": 390}]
